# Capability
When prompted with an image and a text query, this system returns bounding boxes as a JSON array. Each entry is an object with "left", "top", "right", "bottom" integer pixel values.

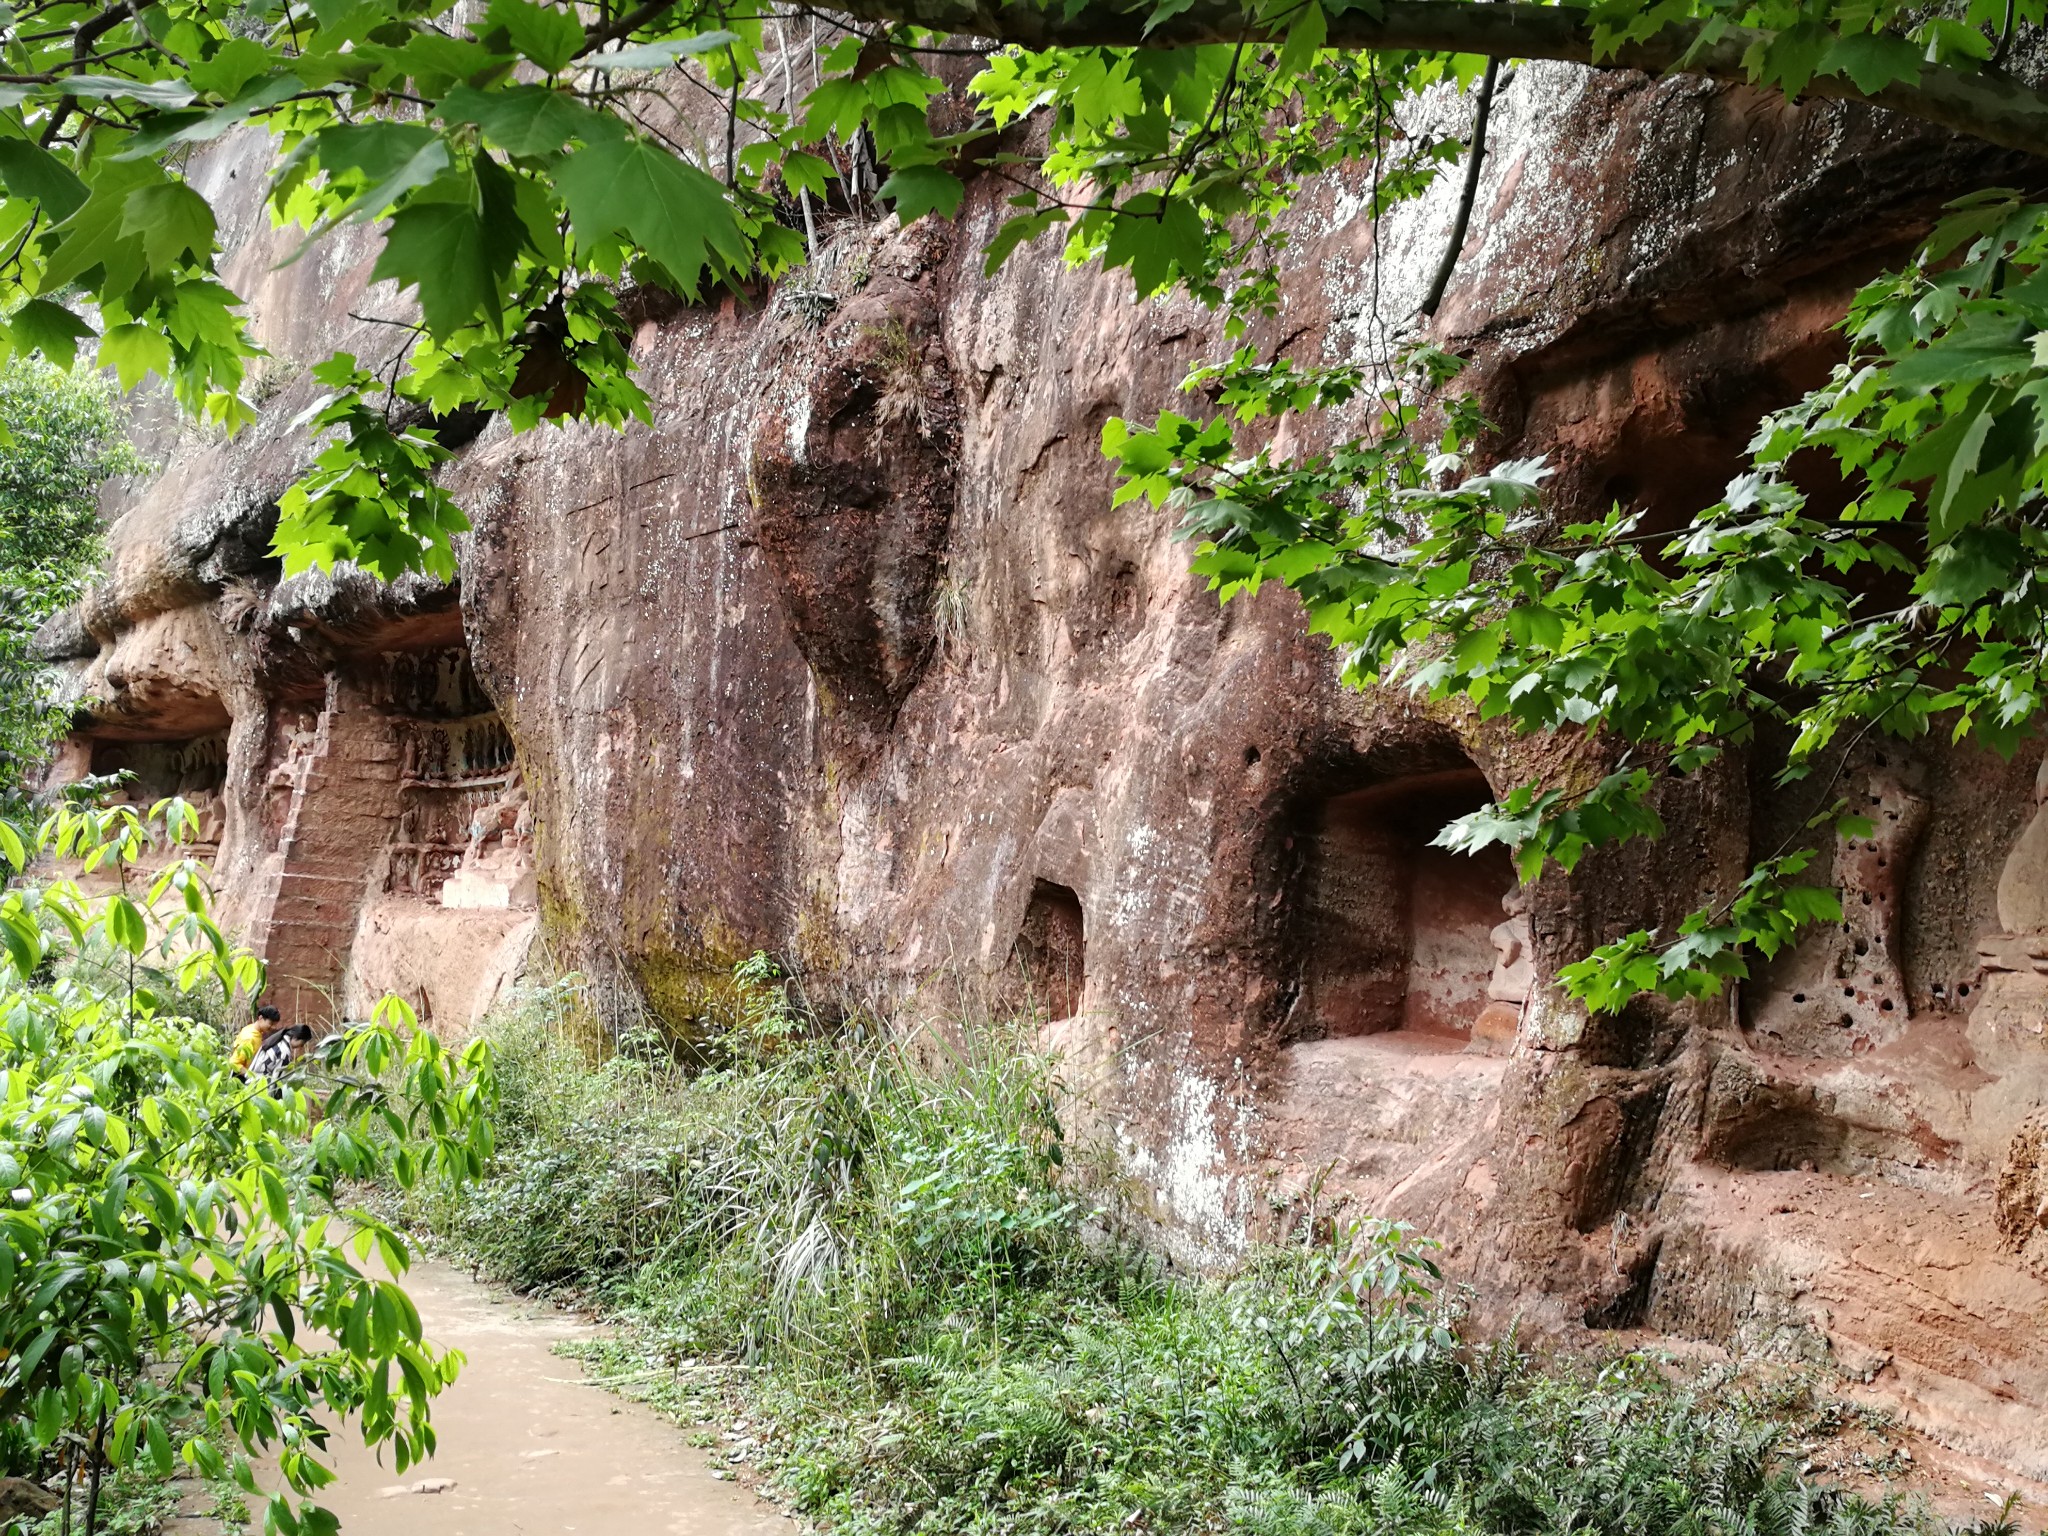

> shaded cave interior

[
  {"left": 88, "top": 730, "right": 231, "bottom": 852},
  {"left": 1013, "top": 878, "right": 1086, "bottom": 1022},
  {"left": 1292, "top": 765, "right": 1516, "bottom": 1045}
]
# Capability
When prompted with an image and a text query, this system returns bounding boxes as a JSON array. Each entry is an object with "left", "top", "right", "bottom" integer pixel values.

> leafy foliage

[
  {"left": 410, "top": 969, "right": 2022, "bottom": 1536},
  {"left": 0, "top": 797, "right": 497, "bottom": 1536},
  {"left": 1111, "top": 189, "right": 2048, "bottom": 1007},
  {"left": 0, "top": 0, "right": 2034, "bottom": 566},
  {"left": 0, "top": 360, "right": 141, "bottom": 809}
]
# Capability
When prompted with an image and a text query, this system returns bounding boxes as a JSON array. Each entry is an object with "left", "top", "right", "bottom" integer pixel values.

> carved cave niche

[
  {"left": 1008, "top": 879, "right": 1087, "bottom": 1023},
  {"left": 378, "top": 646, "right": 495, "bottom": 722},
  {"left": 390, "top": 711, "right": 518, "bottom": 902},
  {"left": 88, "top": 730, "right": 230, "bottom": 849},
  {"left": 1288, "top": 764, "right": 1515, "bottom": 1045}
]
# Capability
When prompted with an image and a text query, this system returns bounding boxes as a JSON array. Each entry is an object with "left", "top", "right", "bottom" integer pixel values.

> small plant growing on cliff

[
  {"left": 931, "top": 574, "right": 972, "bottom": 665},
  {"left": 862, "top": 320, "right": 941, "bottom": 451},
  {"left": 0, "top": 799, "right": 498, "bottom": 1536}
]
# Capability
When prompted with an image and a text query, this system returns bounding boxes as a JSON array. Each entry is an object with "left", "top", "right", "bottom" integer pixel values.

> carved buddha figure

[
  {"left": 188, "top": 787, "right": 226, "bottom": 848},
  {"left": 443, "top": 765, "right": 537, "bottom": 910},
  {"left": 1970, "top": 754, "right": 2048, "bottom": 1208},
  {"left": 459, "top": 764, "right": 532, "bottom": 871},
  {"left": 1470, "top": 886, "right": 1532, "bottom": 1054},
  {"left": 1487, "top": 887, "right": 1534, "bottom": 1004},
  {"left": 1979, "top": 754, "right": 2048, "bottom": 976},
  {"left": 1974, "top": 753, "right": 2048, "bottom": 1269}
]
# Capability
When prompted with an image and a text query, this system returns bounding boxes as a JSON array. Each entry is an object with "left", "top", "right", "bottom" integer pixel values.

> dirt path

[{"left": 294, "top": 1257, "right": 793, "bottom": 1536}]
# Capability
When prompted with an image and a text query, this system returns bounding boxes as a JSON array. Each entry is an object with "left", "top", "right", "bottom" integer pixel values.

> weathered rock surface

[{"left": 46, "top": 61, "right": 2048, "bottom": 1476}]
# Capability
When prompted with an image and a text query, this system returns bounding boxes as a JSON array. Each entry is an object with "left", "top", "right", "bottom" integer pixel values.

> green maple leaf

[
  {"left": 97, "top": 322, "right": 172, "bottom": 391},
  {"left": 114, "top": 76, "right": 304, "bottom": 161},
  {"left": 1817, "top": 31, "right": 1922, "bottom": 94},
  {"left": 64, "top": 75, "right": 195, "bottom": 106},
  {"left": 440, "top": 84, "right": 617, "bottom": 156},
  {"left": 122, "top": 182, "right": 216, "bottom": 271},
  {"left": 556, "top": 136, "right": 745, "bottom": 296},
  {"left": 314, "top": 122, "right": 452, "bottom": 218},
  {"left": 0, "top": 140, "right": 87, "bottom": 220},
  {"left": 161, "top": 280, "right": 246, "bottom": 349},
  {"left": 1752, "top": 20, "right": 1830, "bottom": 95},
  {"left": 593, "top": 30, "right": 737, "bottom": 69},
  {"left": 983, "top": 208, "right": 1066, "bottom": 274},
  {"left": 375, "top": 32, "right": 518, "bottom": 97},
  {"left": 1922, "top": 525, "right": 2022, "bottom": 608},
  {"left": 483, "top": 0, "right": 584, "bottom": 74},
  {"left": 371, "top": 201, "right": 499, "bottom": 336},
  {"left": 879, "top": 164, "right": 963, "bottom": 222},
  {"left": 1101, "top": 194, "right": 1206, "bottom": 297},
  {"left": 35, "top": 159, "right": 159, "bottom": 298},
  {"left": 8, "top": 298, "right": 96, "bottom": 368},
  {"left": 185, "top": 37, "right": 274, "bottom": 97}
]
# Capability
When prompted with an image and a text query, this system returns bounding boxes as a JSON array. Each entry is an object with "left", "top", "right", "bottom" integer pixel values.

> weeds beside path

[{"left": 401, "top": 966, "right": 2037, "bottom": 1536}]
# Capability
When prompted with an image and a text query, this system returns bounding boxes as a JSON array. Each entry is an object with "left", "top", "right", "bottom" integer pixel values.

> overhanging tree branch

[
  {"left": 810, "top": 0, "right": 2048, "bottom": 158},
  {"left": 1421, "top": 53, "right": 1498, "bottom": 317}
]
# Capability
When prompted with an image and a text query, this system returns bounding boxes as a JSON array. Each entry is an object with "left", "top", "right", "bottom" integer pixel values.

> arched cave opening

[
  {"left": 1012, "top": 879, "right": 1086, "bottom": 1022},
  {"left": 1293, "top": 766, "right": 1516, "bottom": 1044},
  {"left": 88, "top": 729, "right": 231, "bottom": 848}
]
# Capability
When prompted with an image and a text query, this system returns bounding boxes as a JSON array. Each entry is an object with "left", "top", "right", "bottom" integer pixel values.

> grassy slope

[{"left": 403, "top": 969, "right": 2026, "bottom": 1536}]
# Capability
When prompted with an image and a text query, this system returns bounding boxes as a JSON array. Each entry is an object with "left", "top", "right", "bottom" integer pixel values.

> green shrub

[
  {"left": 0, "top": 358, "right": 146, "bottom": 808},
  {"left": 0, "top": 799, "right": 498, "bottom": 1536},
  {"left": 426, "top": 968, "right": 2026, "bottom": 1536}
]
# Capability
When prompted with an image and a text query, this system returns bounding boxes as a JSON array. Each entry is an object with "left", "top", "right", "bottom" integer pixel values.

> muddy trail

[{"left": 263, "top": 1258, "right": 791, "bottom": 1536}]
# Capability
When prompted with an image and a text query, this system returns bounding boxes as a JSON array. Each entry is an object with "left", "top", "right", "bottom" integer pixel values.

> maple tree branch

[
  {"left": 579, "top": 0, "right": 688, "bottom": 57},
  {"left": 1420, "top": 52, "right": 1497, "bottom": 317},
  {"left": 809, "top": 0, "right": 2048, "bottom": 158},
  {"left": 38, "top": 0, "right": 136, "bottom": 146}
]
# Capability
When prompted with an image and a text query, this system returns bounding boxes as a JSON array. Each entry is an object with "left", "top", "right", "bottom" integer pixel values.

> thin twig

[
  {"left": 726, "top": 42, "right": 740, "bottom": 186},
  {"left": 82, "top": 1405, "right": 107, "bottom": 1536}
]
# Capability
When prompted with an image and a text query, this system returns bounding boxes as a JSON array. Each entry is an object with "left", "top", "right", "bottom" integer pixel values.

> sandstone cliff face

[{"left": 42, "top": 61, "right": 2048, "bottom": 1475}]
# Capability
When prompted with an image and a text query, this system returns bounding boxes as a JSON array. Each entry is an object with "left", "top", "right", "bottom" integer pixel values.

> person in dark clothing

[{"left": 249, "top": 1023, "right": 314, "bottom": 1086}]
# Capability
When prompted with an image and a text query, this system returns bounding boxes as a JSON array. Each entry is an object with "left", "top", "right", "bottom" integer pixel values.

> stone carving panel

[
  {"left": 390, "top": 712, "right": 524, "bottom": 903},
  {"left": 1998, "top": 1112, "right": 2048, "bottom": 1280}
]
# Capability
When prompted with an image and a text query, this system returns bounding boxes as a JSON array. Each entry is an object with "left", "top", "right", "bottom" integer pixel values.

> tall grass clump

[{"left": 421, "top": 961, "right": 2028, "bottom": 1536}]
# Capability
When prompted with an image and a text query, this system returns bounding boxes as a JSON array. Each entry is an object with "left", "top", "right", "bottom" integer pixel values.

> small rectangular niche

[
  {"left": 1296, "top": 767, "right": 1514, "bottom": 1042},
  {"left": 1013, "top": 879, "right": 1086, "bottom": 1022}
]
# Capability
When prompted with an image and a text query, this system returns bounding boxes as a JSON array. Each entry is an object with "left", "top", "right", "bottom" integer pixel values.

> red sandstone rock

[{"left": 41, "top": 64, "right": 2048, "bottom": 1478}]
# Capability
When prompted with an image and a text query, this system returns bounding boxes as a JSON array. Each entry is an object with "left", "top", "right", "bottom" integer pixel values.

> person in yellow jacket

[{"left": 230, "top": 1004, "right": 283, "bottom": 1074}]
